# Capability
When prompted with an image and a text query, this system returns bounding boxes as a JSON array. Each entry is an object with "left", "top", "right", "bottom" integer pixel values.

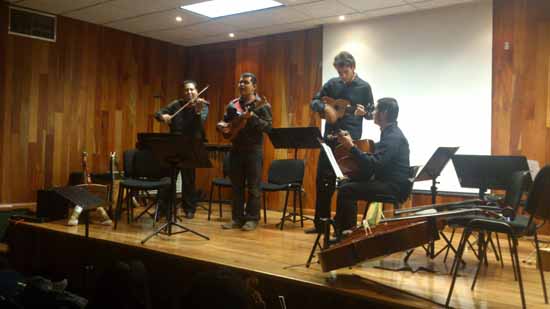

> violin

[
  {"left": 216, "top": 96, "right": 268, "bottom": 141},
  {"left": 166, "top": 84, "right": 209, "bottom": 122}
]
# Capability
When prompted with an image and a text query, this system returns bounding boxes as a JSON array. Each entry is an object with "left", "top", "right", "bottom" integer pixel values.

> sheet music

[
  {"left": 528, "top": 159, "right": 541, "bottom": 181},
  {"left": 320, "top": 142, "right": 346, "bottom": 180}
]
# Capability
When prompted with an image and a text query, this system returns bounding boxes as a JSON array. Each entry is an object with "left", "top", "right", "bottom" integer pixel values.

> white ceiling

[{"left": 6, "top": 0, "right": 478, "bottom": 46}]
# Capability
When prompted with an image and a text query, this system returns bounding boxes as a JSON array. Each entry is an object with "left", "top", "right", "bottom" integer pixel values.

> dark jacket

[
  {"left": 311, "top": 75, "right": 374, "bottom": 140},
  {"left": 350, "top": 123, "right": 410, "bottom": 195},
  {"left": 224, "top": 95, "right": 272, "bottom": 151},
  {"left": 155, "top": 99, "right": 209, "bottom": 140}
]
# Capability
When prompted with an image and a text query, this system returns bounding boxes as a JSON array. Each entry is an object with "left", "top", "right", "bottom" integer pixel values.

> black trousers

[
  {"left": 229, "top": 149, "right": 263, "bottom": 222},
  {"left": 158, "top": 168, "right": 196, "bottom": 214},
  {"left": 334, "top": 180, "right": 400, "bottom": 233}
]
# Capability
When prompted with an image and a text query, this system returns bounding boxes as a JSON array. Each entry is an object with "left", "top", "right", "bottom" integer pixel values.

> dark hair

[
  {"left": 377, "top": 97, "right": 399, "bottom": 122},
  {"left": 240, "top": 72, "right": 257, "bottom": 85},
  {"left": 182, "top": 80, "right": 198, "bottom": 88},
  {"left": 333, "top": 51, "right": 356, "bottom": 68}
]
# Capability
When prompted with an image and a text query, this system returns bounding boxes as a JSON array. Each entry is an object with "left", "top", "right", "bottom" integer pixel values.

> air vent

[{"left": 8, "top": 6, "right": 56, "bottom": 42}]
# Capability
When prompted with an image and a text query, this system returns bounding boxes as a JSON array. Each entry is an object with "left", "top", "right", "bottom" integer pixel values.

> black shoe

[
  {"left": 327, "top": 236, "right": 341, "bottom": 246},
  {"left": 184, "top": 212, "right": 195, "bottom": 219},
  {"left": 304, "top": 226, "right": 321, "bottom": 234}
]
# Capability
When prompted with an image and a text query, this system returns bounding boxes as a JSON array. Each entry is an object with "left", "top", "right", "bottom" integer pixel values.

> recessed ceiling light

[
  {"left": 181, "top": 0, "right": 283, "bottom": 18},
  {"left": 175, "top": 16, "right": 183, "bottom": 22},
  {"left": 339, "top": 15, "right": 346, "bottom": 21},
  {"left": 229, "top": 33, "right": 235, "bottom": 38}
]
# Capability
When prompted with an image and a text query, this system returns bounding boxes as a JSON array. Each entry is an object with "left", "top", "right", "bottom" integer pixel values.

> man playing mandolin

[
  {"left": 334, "top": 98, "right": 410, "bottom": 237},
  {"left": 155, "top": 80, "right": 209, "bottom": 219},
  {"left": 217, "top": 72, "right": 272, "bottom": 231},
  {"left": 306, "top": 51, "right": 375, "bottom": 234}
]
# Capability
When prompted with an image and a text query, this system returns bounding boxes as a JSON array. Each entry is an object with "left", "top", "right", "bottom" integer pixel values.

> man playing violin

[
  {"left": 306, "top": 51, "right": 375, "bottom": 233},
  {"left": 334, "top": 98, "right": 410, "bottom": 236},
  {"left": 219, "top": 72, "right": 272, "bottom": 231},
  {"left": 155, "top": 80, "right": 209, "bottom": 219}
]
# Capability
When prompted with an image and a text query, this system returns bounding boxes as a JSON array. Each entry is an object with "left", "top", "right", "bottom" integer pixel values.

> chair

[
  {"left": 361, "top": 165, "right": 420, "bottom": 221},
  {"left": 260, "top": 159, "right": 306, "bottom": 229},
  {"left": 207, "top": 154, "right": 232, "bottom": 220},
  {"left": 440, "top": 170, "right": 532, "bottom": 264},
  {"left": 446, "top": 166, "right": 550, "bottom": 309},
  {"left": 113, "top": 149, "right": 171, "bottom": 230}
]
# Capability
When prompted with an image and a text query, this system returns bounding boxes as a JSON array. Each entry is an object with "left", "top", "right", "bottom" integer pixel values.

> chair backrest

[
  {"left": 222, "top": 154, "right": 231, "bottom": 178},
  {"left": 123, "top": 149, "right": 137, "bottom": 178},
  {"left": 524, "top": 165, "right": 550, "bottom": 220},
  {"left": 503, "top": 170, "right": 531, "bottom": 211},
  {"left": 124, "top": 149, "right": 168, "bottom": 180},
  {"left": 267, "top": 159, "right": 305, "bottom": 185}
]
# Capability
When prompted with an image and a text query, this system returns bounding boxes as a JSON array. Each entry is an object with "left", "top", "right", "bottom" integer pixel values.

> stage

[{"left": 6, "top": 205, "right": 550, "bottom": 308}]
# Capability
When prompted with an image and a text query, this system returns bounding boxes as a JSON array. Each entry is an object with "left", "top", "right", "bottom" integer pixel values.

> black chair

[
  {"left": 361, "top": 165, "right": 420, "bottom": 221},
  {"left": 261, "top": 159, "right": 306, "bottom": 229},
  {"left": 446, "top": 166, "right": 550, "bottom": 309},
  {"left": 113, "top": 149, "right": 171, "bottom": 230},
  {"left": 207, "top": 154, "right": 232, "bottom": 221},
  {"left": 439, "top": 171, "right": 532, "bottom": 265}
]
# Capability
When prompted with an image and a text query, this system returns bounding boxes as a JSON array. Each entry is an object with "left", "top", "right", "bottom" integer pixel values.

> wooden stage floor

[{"left": 8, "top": 205, "right": 550, "bottom": 308}]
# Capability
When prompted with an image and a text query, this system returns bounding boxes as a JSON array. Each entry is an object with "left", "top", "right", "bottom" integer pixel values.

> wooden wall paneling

[
  {"left": 185, "top": 28, "right": 323, "bottom": 212},
  {"left": 0, "top": 6, "right": 186, "bottom": 202}
]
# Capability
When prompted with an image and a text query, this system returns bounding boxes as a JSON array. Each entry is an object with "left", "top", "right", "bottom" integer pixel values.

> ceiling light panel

[{"left": 181, "top": 0, "right": 283, "bottom": 18}]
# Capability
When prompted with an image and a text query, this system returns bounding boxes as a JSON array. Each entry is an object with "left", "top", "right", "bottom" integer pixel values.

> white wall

[{"left": 322, "top": 0, "right": 493, "bottom": 193}]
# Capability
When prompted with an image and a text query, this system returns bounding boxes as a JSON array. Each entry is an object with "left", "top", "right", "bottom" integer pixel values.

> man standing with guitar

[
  {"left": 155, "top": 80, "right": 209, "bottom": 219},
  {"left": 217, "top": 73, "right": 272, "bottom": 231},
  {"left": 306, "top": 51, "right": 375, "bottom": 234}
]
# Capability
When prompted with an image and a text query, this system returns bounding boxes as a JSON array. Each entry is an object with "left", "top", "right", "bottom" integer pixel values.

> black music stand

[
  {"left": 267, "top": 127, "right": 321, "bottom": 227},
  {"left": 415, "top": 147, "right": 459, "bottom": 204},
  {"left": 52, "top": 186, "right": 105, "bottom": 238},
  {"left": 138, "top": 133, "right": 212, "bottom": 244},
  {"left": 452, "top": 155, "right": 530, "bottom": 199},
  {"left": 268, "top": 127, "right": 322, "bottom": 159}
]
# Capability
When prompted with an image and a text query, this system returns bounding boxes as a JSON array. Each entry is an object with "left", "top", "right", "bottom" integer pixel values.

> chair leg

[
  {"left": 471, "top": 232, "right": 489, "bottom": 290},
  {"left": 263, "top": 192, "right": 267, "bottom": 224},
  {"left": 208, "top": 183, "right": 214, "bottom": 221},
  {"left": 292, "top": 189, "right": 297, "bottom": 223},
  {"left": 126, "top": 189, "right": 132, "bottom": 224},
  {"left": 299, "top": 187, "right": 304, "bottom": 228},
  {"left": 511, "top": 235, "right": 527, "bottom": 309},
  {"left": 534, "top": 232, "right": 549, "bottom": 303},
  {"left": 446, "top": 228, "right": 472, "bottom": 307},
  {"left": 495, "top": 233, "right": 504, "bottom": 268},
  {"left": 218, "top": 185, "right": 223, "bottom": 218},
  {"left": 114, "top": 185, "right": 124, "bottom": 230},
  {"left": 279, "top": 190, "right": 290, "bottom": 231},
  {"left": 443, "top": 227, "right": 456, "bottom": 263},
  {"left": 508, "top": 234, "right": 518, "bottom": 281}
]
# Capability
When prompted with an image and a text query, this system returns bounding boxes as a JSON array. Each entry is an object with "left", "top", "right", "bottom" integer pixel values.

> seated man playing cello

[{"left": 333, "top": 97, "right": 410, "bottom": 237}]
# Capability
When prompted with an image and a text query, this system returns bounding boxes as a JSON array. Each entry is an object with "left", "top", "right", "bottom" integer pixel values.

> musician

[
  {"left": 334, "top": 98, "right": 410, "bottom": 235},
  {"left": 155, "top": 80, "right": 209, "bottom": 219},
  {"left": 218, "top": 73, "right": 272, "bottom": 231},
  {"left": 306, "top": 51, "right": 374, "bottom": 233}
]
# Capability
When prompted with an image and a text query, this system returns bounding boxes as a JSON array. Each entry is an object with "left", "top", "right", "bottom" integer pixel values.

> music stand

[
  {"left": 415, "top": 147, "right": 459, "bottom": 204},
  {"left": 138, "top": 133, "right": 212, "bottom": 244},
  {"left": 268, "top": 127, "right": 322, "bottom": 159},
  {"left": 452, "top": 155, "right": 530, "bottom": 199},
  {"left": 267, "top": 127, "right": 321, "bottom": 227},
  {"left": 52, "top": 186, "right": 105, "bottom": 238}
]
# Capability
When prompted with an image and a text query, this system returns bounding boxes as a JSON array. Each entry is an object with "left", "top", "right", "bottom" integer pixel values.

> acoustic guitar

[
  {"left": 216, "top": 97, "right": 268, "bottom": 141},
  {"left": 320, "top": 96, "right": 361, "bottom": 124}
]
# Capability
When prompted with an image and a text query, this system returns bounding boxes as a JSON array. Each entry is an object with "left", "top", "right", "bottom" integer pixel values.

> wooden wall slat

[
  {"left": 0, "top": 4, "right": 185, "bottom": 202},
  {"left": 186, "top": 28, "right": 323, "bottom": 211}
]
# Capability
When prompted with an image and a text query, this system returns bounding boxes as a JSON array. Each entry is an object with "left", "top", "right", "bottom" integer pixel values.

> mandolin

[
  {"left": 320, "top": 96, "right": 363, "bottom": 124},
  {"left": 216, "top": 97, "right": 268, "bottom": 141}
]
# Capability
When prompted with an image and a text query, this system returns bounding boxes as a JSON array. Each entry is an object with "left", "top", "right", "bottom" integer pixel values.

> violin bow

[{"left": 168, "top": 84, "right": 210, "bottom": 120}]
